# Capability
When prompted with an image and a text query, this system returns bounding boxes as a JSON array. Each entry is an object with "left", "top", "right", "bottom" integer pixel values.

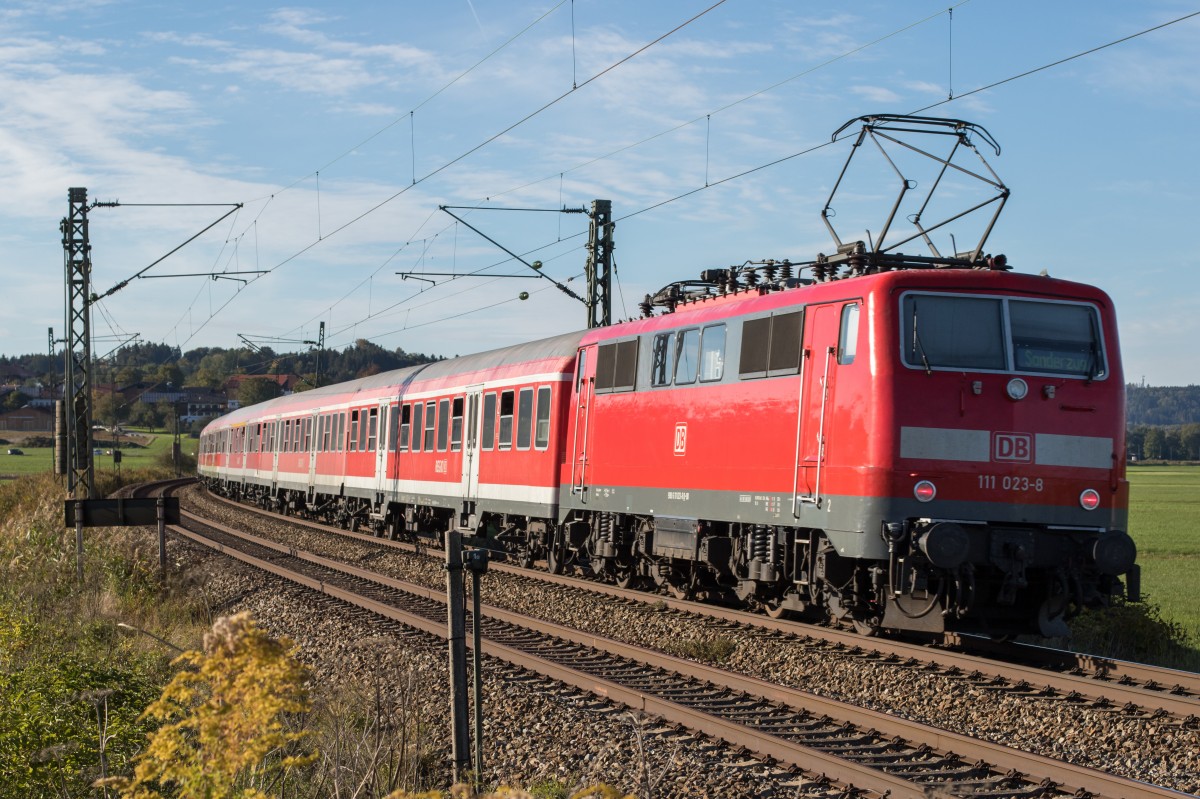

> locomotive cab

[{"left": 873, "top": 271, "right": 1136, "bottom": 636}]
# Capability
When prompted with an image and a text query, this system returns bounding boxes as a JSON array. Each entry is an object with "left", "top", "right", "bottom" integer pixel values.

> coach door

[
  {"left": 373, "top": 401, "right": 390, "bottom": 494},
  {"left": 308, "top": 411, "right": 319, "bottom": 490},
  {"left": 796, "top": 303, "right": 842, "bottom": 509},
  {"left": 460, "top": 386, "right": 484, "bottom": 517},
  {"left": 570, "top": 345, "right": 597, "bottom": 501}
]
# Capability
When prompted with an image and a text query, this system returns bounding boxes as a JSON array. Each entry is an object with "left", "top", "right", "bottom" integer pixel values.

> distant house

[
  {"left": 181, "top": 387, "right": 229, "bottom": 423},
  {"left": 222, "top": 374, "right": 302, "bottom": 401},
  {"left": 0, "top": 406, "right": 54, "bottom": 433},
  {"left": 138, "top": 382, "right": 187, "bottom": 405}
]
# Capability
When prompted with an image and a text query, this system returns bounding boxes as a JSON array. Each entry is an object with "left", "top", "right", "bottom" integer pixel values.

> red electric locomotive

[{"left": 200, "top": 116, "right": 1137, "bottom": 637}]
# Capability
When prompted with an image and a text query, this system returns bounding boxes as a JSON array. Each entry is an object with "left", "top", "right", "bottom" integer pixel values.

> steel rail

[
  {"left": 196, "top": 487, "right": 1200, "bottom": 719},
  {"left": 165, "top": 494, "right": 1187, "bottom": 799}
]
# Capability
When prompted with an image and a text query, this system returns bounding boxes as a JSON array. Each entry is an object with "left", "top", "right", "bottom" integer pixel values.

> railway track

[
  {"left": 155, "top": 480, "right": 1191, "bottom": 799},
  {"left": 196, "top": 485, "right": 1200, "bottom": 725}
]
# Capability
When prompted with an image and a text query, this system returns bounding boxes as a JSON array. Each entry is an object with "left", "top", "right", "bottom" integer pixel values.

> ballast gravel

[{"left": 180, "top": 486, "right": 1200, "bottom": 796}]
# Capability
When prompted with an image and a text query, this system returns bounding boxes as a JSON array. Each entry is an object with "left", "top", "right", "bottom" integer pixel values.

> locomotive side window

[
  {"left": 675, "top": 328, "right": 700, "bottom": 384},
  {"left": 398, "top": 404, "right": 411, "bottom": 452},
  {"left": 481, "top": 393, "right": 496, "bottom": 451},
  {"left": 424, "top": 401, "right": 437, "bottom": 451},
  {"left": 838, "top": 303, "right": 859, "bottom": 365},
  {"left": 411, "top": 403, "right": 423, "bottom": 452},
  {"left": 595, "top": 339, "right": 638, "bottom": 392},
  {"left": 739, "top": 317, "right": 770, "bottom": 378},
  {"left": 450, "top": 397, "right": 464, "bottom": 452},
  {"left": 517, "top": 387, "right": 534, "bottom": 450},
  {"left": 576, "top": 350, "right": 587, "bottom": 392},
  {"left": 1009, "top": 300, "right": 1104, "bottom": 377},
  {"left": 367, "top": 408, "right": 378, "bottom": 451},
  {"left": 614, "top": 339, "right": 638, "bottom": 390},
  {"left": 700, "top": 324, "right": 726, "bottom": 381},
  {"left": 349, "top": 412, "right": 359, "bottom": 452},
  {"left": 535, "top": 386, "right": 552, "bottom": 449},
  {"left": 768, "top": 311, "right": 803, "bottom": 374},
  {"left": 498, "top": 390, "right": 514, "bottom": 449},
  {"left": 651, "top": 332, "right": 675, "bottom": 387}
]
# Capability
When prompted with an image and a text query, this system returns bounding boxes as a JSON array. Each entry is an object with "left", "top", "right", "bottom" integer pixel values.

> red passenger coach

[
  {"left": 201, "top": 332, "right": 581, "bottom": 538},
  {"left": 201, "top": 115, "right": 1138, "bottom": 637}
]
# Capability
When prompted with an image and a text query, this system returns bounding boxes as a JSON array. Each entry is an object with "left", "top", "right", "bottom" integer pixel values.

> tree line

[{"left": 1, "top": 338, "right": 442, "bottom": 396}]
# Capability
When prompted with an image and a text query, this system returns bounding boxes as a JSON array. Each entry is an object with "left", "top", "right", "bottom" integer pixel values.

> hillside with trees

[{"left": 0, "top": 338, "right": 441, "bottom": 396}]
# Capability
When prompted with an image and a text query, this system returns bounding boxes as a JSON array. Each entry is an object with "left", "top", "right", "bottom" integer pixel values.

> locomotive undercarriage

[
  {"left": 510, "top": 510, "right": 1136, "bottom": 638},
  {"left": 202, "top": 477, "right": 1135, "bottom": 638}
]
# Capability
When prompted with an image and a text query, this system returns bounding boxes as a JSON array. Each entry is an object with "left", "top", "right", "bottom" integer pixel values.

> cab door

[
  {"left": 570, "top": 345, "right": 597, "bottom": 501},
  {"left": 797, "top": 303, "right": 843, "bottom": 506}
]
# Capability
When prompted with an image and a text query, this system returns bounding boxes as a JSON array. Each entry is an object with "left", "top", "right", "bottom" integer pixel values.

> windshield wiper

[{"left": 912, "top": 300, "right": 932, "bottom": 375}]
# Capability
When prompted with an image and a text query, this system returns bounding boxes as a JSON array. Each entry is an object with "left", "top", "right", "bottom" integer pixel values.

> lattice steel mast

[{"left": 61, "top": 187, "right": 95, "bottom": 498}]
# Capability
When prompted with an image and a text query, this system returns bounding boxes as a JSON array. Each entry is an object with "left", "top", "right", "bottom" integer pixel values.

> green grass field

[
  {"left": 0, "top": 431, "right": 196, "bottom": 478},
  {"left": 1127, "top": 466, "right": 1200, "bottom": 644}
]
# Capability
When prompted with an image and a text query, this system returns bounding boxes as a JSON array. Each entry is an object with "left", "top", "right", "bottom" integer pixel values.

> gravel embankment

[{"left": 180, "top": 486, "right": 1200, "bottom": 795}]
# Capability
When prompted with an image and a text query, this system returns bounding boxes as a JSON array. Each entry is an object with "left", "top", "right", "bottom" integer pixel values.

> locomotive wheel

[
  {"left": 764, "top": 599, "right": 791, "bottom": 620},
  {"left": 851, "top": 617, "right": 881, "bottom": 637},
  {"left": 546, "top": 540, "right": 565, "bottom": 575}
]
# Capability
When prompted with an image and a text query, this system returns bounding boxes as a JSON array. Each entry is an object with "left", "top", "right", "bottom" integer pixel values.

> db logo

[
  {"left": 673, "top": 423, "right": 687, "bottom": 455},
  {"left": 992, "top": 432, "right": 1032, "bottom": 463}
]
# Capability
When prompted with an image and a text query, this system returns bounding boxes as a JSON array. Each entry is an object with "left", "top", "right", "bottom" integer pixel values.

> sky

[{"left": 2, "top": 0, "right": 1199, "bottom": 385}]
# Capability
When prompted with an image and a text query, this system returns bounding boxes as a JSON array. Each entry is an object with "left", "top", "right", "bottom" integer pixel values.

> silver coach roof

[{"left": 209, "top": 329, "right": 586, "bottom": 429}]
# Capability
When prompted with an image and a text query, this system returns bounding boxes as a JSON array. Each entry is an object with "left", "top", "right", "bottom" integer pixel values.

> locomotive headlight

[
  {"left": 1006, "top": 378, "right": 1029, "bottom": 401},
  {"left": 1079, "top": 488, "right": 1101, "bottom": 511},
  {"left": 914, "top": 480, "right": 937, "bottom": 502}
]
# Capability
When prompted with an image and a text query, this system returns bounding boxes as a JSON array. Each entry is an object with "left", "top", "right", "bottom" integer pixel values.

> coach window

[
  {"left": 357, "top": 409, "right": 369, "bottom": 451},
  {"left": 838, "top": 303, "right": 860, "bottom": 365},
  {"left": 651, "top": 332, "right": 675, "bottom": 387},
  {"left": 450, "top": 397, "right": 464, "bottom": 451},
  {"left": 535, "top": 386, "right": 552, "bottom": 449},
  {"left": 367, "top": 408, "right": 378, "bottom": 451},
  {"left": 424, "top": 401, "right": 437, "bottom": 451},
  {"left": 498, "top": 390, "right": 515, "bottom": 449},
  {"left": 398, "top": 405, "right": 410, "bottom": 452},
  {"left": 675, "top": 328, "right": 701, "bottom": 384},
  {"left": 411, "top": 403, "right": 423, "bottom": 452},
  {"left": 285, "top": 420, "right": 293, "bottom": 453},
  {"left": 700, "top": 324, "right": 726, "bottom": 381},
  {"left": 517, "top": 387, "right": 534, "bottom": 449},
  {"left": 335, "top": 413, "right": 344, "bottom": 452},
  {"left": 481, "top": 393, "right": 497, "bottom": 450},
  {"left": 349, "top": 411, "right": 359, "bottom": 452},
  {"left": 389, "top": 404, "right": 399, "bottom": 451},
  {"left": 434, "top": 399, "right": 448, "bottom": 451}
]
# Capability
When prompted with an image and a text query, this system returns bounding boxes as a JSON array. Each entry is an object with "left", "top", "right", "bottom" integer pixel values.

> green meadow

[
  {"left": 1128, "top": 466, "right": 1200, "bottom": 644},
  {"left": 0, "top": 430, "right": 196, "bottom": 478}
]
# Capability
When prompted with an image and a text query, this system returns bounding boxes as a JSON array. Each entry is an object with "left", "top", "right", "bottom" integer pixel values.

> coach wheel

[
  {"left": 518, "top": 549, "right": 534, "bottom": 569},
  {"left": 350, "top": 517, "right": 360, "bottom": 533}
]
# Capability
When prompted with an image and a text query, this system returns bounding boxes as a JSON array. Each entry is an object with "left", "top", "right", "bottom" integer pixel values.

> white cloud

[{"left": 851, "top": 84, "right": 900, "bottom": 103}]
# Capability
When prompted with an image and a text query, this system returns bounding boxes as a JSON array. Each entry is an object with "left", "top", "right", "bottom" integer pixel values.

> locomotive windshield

[{"left": 902, "top": 293, "right": 1105, "bottom": 378}]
